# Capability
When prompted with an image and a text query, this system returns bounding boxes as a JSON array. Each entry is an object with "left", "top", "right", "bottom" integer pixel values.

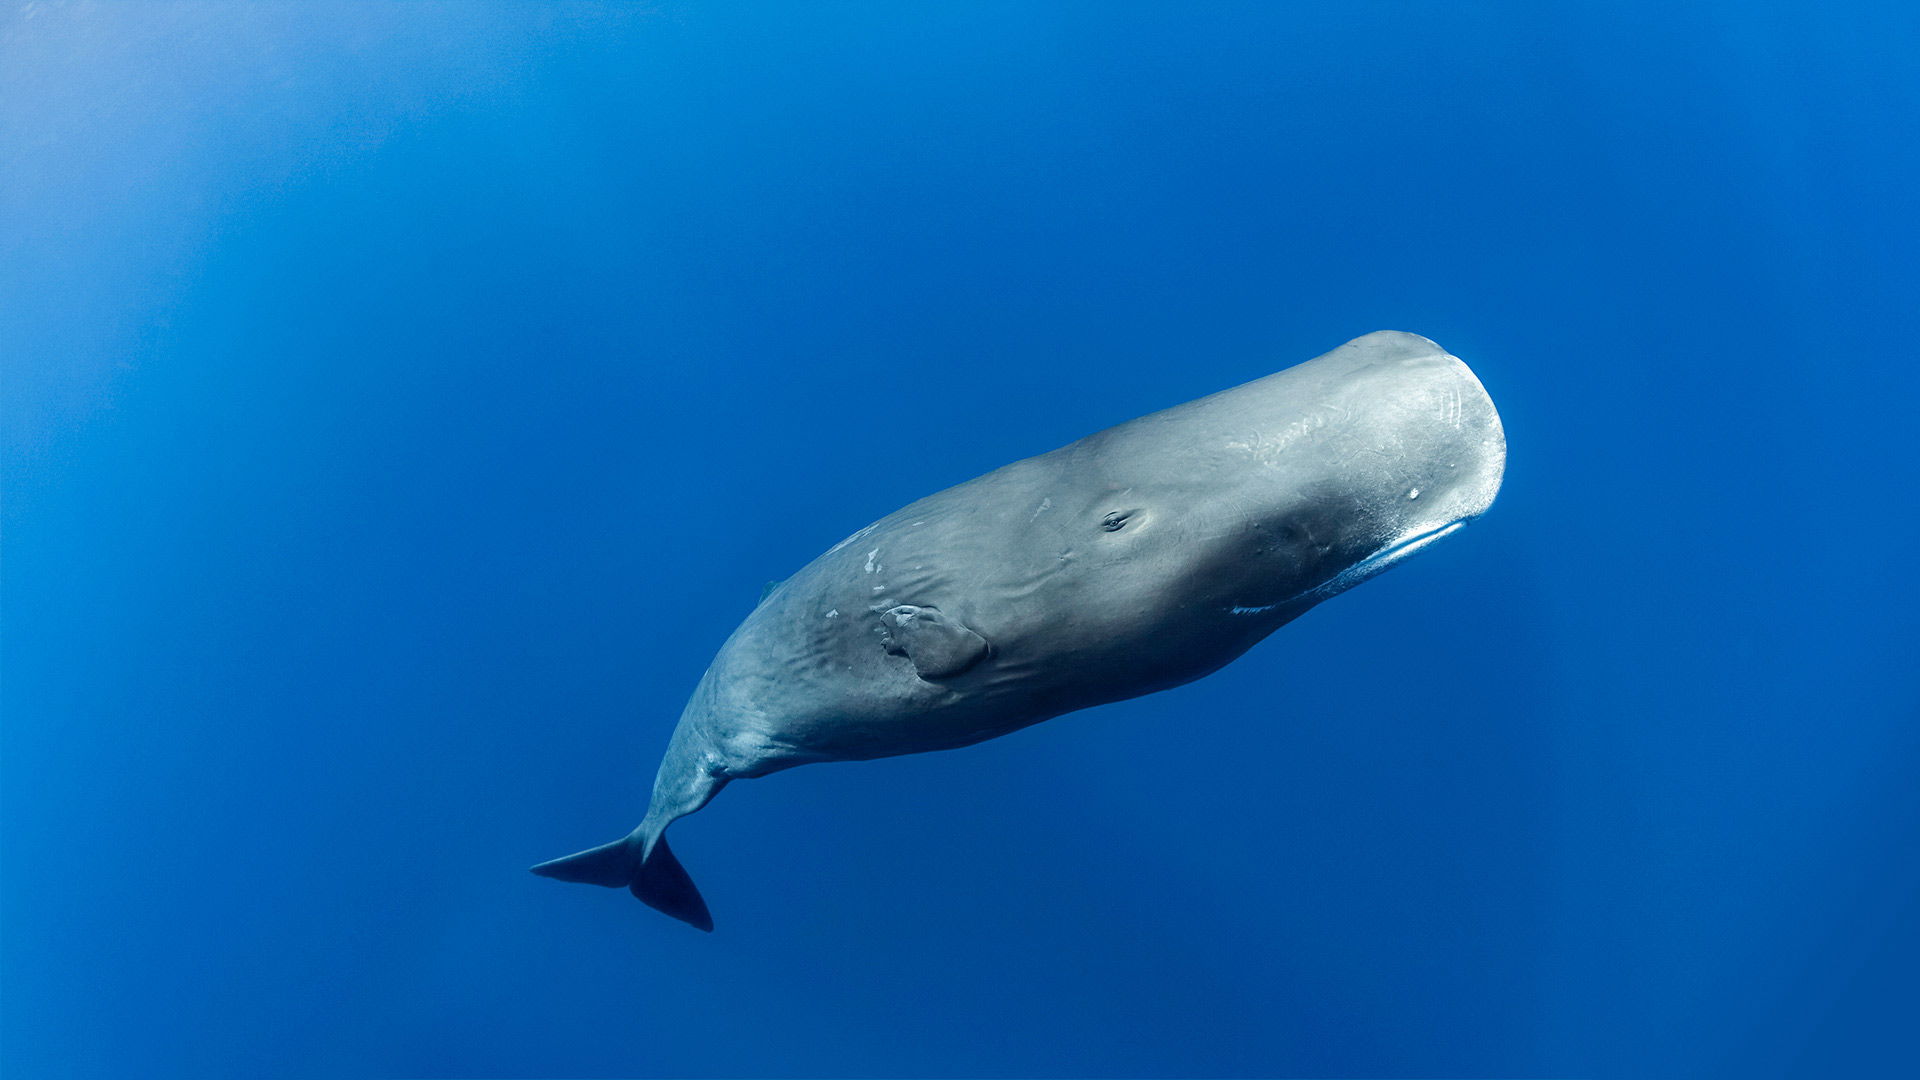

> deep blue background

[{"left": 5, "top": 3, "right": 1917, "bottom": 1077}]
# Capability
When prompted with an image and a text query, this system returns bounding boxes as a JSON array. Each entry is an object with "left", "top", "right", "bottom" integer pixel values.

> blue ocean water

[{"left": 4, "top": 3, "right": 1917, "bottom": 1077}]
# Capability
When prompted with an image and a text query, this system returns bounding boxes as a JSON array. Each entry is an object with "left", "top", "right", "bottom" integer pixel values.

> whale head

[
  {"left": 1069, "top": 331, "right": 1505, "bottom": 660},
  {"left": 1260, "top": 335, "right": 1508, "bottom": 607}
]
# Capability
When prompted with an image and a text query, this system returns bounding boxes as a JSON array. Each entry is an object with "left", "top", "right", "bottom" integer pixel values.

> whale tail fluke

[
  {"left": 627, "top": 836, "right": 713, "bottom": 931},
  {"left": 531, "top": 831, "right": 714, "bottom": 932},
  {"left": 531, "top": 834, "right": 640, "bottom": 887}
]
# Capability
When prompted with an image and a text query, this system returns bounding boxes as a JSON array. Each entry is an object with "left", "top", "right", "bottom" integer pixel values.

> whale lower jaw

[{"left": 1293, "top": 519, "right": 1471, "bottom": 605}]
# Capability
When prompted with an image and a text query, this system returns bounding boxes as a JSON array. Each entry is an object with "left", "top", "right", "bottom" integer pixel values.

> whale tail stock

[
  {"left": 535, "top": 694, "right": 731, "bottom": 930},
  {"left": 530, "top": 830, "right": 714, "bottom": 932}
]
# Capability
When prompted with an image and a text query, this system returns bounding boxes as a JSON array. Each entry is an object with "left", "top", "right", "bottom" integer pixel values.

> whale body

[{"left": 534, "top": 330, "right": 1507, "bottom": 930}]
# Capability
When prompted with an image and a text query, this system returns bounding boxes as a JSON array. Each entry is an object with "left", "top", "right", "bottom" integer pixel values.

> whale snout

[
  {"left": 1347, "top": 341, "right": 1506, "bottom": 585},
  {"left": 1271, "top": 335, "right": 1506, "bottom": 603},
  {"left": 1414, "top": 346, "right": 1506, "bottom": 527}
]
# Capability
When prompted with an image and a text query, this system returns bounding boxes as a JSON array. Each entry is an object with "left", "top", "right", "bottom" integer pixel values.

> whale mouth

[
  {"left": 1350, "top": 520, "right": 1468, "bottom": 578},
  {"left": 1288, "top": 519, "right": 1471, "bottom": 606}
]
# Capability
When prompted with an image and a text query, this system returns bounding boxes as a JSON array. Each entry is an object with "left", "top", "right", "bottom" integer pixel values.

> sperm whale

[{"left": 533, "top": 330, "right": 1507, "bottom": 930}]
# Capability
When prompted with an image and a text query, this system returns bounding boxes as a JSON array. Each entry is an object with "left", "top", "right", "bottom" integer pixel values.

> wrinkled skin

[{"left": 535, "top": 331, "right": 1507, "bottom": 930}]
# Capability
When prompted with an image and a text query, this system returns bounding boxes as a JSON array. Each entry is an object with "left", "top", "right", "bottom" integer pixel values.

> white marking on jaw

[
  {"left": 825, "top": 609, "right": 838, "bottom": 618},
  {"left": 864, "top": 548, "right": 881, "bottom": 573},
  {"left": 1030, "top": 497, "right": 1052, "bottom": 521},
  {"left": 1229, "top": 604, "right": 1280, "bottom": 615}
]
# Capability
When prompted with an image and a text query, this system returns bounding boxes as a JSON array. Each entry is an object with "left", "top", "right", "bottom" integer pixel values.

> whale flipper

[
  {"left": 881, "top": 605, "right": 989, "bottom": 679},
  {"left": 531, "top": 833, "right": 714, "bottom": 931}
]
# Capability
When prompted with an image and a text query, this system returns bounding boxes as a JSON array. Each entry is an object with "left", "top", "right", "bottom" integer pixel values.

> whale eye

[
  {"left": 1100, "top": 511, "right": 1130, "bottom": 532},
  {"left": 1278, "top": 524, "right": 1299, "bottom": 541}
]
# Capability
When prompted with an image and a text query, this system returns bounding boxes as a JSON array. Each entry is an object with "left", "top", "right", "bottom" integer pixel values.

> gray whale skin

[{"left": 534, "top": 331, "right": 1506, "bottom": 930}]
